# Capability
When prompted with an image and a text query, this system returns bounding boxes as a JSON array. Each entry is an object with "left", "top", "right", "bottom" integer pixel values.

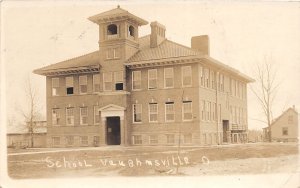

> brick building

[{"left": 34, "top": 6, "right": 253, "bottom": 147}]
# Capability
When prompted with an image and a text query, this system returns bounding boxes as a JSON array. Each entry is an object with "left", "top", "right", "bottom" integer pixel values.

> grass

[{"left": 7, "top": 143, "right": 298, "bottom": 178}]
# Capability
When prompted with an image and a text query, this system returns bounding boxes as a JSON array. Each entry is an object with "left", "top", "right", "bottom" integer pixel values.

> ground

[{"left": 7, "top": 143, "right": 299, "bottom": 178}]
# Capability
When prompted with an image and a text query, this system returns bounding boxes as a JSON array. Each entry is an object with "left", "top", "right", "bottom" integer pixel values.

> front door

[
  {"left": 106, "top": 116, "right": 121, "bottom": 145},
  {"left": 223, "top": 120, "right": 229, "bottom": 142}
]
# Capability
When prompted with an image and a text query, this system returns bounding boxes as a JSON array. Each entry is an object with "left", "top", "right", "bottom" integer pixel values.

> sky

[{"left": 2, "top": 1, "right": 300, "bottom": 130}]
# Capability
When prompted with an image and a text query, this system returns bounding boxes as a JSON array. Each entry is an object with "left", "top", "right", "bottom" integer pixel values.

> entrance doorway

[
  {"left": 106, "top": 116, "right": 121, "bottom": 145},
  {"left": 222, "top": 120, "right": 229, "bottom": 142}
]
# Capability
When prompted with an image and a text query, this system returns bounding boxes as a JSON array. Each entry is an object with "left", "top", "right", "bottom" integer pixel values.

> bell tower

[{"left": 88, "top": 6, "right": 148, "bottom": 66}]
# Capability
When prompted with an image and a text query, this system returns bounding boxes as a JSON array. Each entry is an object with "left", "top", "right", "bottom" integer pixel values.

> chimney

[
  {"left": 191, "top": 35, "right": 210, "bottom": 55},
  {"left": 150, "top": 21, "right": 166, "bottom": 48}
]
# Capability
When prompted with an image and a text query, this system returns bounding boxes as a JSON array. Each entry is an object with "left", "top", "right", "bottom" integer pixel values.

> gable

[{"left": 98, "top": 104, "right": 125, "bottom": 112}]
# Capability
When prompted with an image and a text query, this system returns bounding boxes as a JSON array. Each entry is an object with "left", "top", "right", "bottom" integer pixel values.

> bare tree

[
  {"left": 20, "top": 77, "right": 41, "bottom": 148},
  {"left": 250, "top": 59, "right": 279, "bottom": 142}
]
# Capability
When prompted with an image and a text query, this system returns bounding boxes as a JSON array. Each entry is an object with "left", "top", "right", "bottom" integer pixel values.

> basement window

[{"left": 66, "top": 76, "right": 74, "bottom": 95}]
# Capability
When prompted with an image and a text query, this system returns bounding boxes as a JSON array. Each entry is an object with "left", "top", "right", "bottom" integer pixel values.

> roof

[
  {"left": 127, "top": 35, "right": 200, "bottom": 62},
  {"left": 270, "top": 107, "right": 298, "bottom": 126},
  {"left": 88, "top": 6, "right": 148, "bottom": 26},
  {"left": 33, "top": 51, "right": 100, "bottom": 75}
]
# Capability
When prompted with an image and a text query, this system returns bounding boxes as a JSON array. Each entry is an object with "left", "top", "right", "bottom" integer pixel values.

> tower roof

[{"left": 88, "top": 6, "right": 148, "bottom": 26}]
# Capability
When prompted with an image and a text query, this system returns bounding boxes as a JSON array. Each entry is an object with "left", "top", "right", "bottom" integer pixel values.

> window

[
  {"left": 149, "top": 135, "right": 158, "bottom": 144},
  {"left": 231, "top": 79, "right": 235, "bottom": 96},
  {"left": 212, "top": 103, "right": 216, "bottom": 121},
  {"left": 282, "top": 127, "right": 288, "bottom": 136},
  {"left": 132, "top": 135, "right": 142, "bottom": 145},
  {"left": 133, "top": 104, "right": 142, "bottom": 123},
  {"left": 204, "top": 68, "right": 209, "bottom": 88},
  {"left": 201, "top": 100, "right": 206, "bottom": 120},
  {"left": 148, "top": 69, "right": 157, "bottom": 89},
  {"left": 165, "top": 102, "right": 175, "bottom": 122},
  {"left": 128, "top": 25, "right": 135, "bottom": 37},
  {"left": 182, "top": 66, "right": 192, "bottom": 87},
  {"left": 200, "top": 66, "right": 204, "bottom": 86},
  {"left": 93, "top": 74, "right": 100, "bottom": 92},
  {"left": 288, "top": 115, "right": 293, "bottom": 124},
  {"left": 183, "top": 101, "right": 193, "bottom": 121},
  {"left": 107, "top": 24, "right": 118, "bottom": 39},
  {"left": 52, "top": 137, "right": 60, "bottom": 146},
  {"left": 79, "top": 75, "right": 87, "bottom": 94},
  {"left": 52, "top": 108, "right": 60, "bottom": 126},
  {"left": 93, "top": 136, "right": 100, "bottom": 146},
  {"left": 66, "top": 136, "right": 74, "bottom": 146},
  {"left": 66, "top": 77, "right": 74, "bottom": 95},
  {"left": 164, "top": 67, "right": 174, "bottom": 88},
  {"left": 132, "top": 71, "right": 141, "bottom": 90},
  {"left": 166, "top": 134, "right": 175, "bottom": 144},
  {"left": 149, "top": 103, "right": 158, "bottom": 122},
  {"left": 207, "top": 101, "right": 211, "bottom": 121},
  {"left": 81, "top": 136, "right": 88, "bottom": 146},
  {"left": 106, "top": 48, "right": 120, "bottom": 59},
  {"left": 66, "top": 107, "right": 74, "bottom": 126},
  {"left": 235, "top": 80, "right": 238, "bottom": 97},
  {"left": 184, "top": 134, "right": 192, "bottom": 144},
  {"left": 220, "top": 74, "right": 224, "bottom": 92},
  {"left": 103, "top": 72, "right": 112, "bottom": 91},
  {"left": 210, "top": 70, "right": 215, "bottom": 89},
  {"left": 94, "top": 106, "right": 100, "bottom": 124},
  {"left": 52, "top": 78, "right": 59, "bottom": 96},
  {"left": 80, "top": 107, "right": 88, "bottom": 125},
  {"left": 114, "top": 71, "right": 123, "bottom": 90}
]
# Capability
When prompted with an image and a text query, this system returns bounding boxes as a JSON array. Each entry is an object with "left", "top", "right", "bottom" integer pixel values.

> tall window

[
  {"left": 80, "top": 107, "right": 88, "bottom": 125},
  {"left": 210, "top": 70, "right": 215, "bottom": 89},
  {"left": 94, "top": 106, "right": 100, "bottom": 124},
  {"left": 149, "top": 103, "right": 158, "bottom": 122},
  {"left": 66, "top": 107, "right": 74, "bottom": 126},
  {"left": 183, "top": 101, "right": 193, "bottom": 121},
  {"left": 201, "top": 100, "right": 206, "bottom": 120},
  {"left": 93, "top": 74, "right": 100, "bottom": 92},
  {"left": 200, "top": 66, "right": 204, "bottom": 87},
  {"left": 52, "top": 137, "right": 60, "bottom": 146},
  {"left": 66, "top": 136, "right": 74, "bottom": 146},
  {"left": 133, "top": 104, "right": 142, "bottom": 123},
  {"left": 132, "top": 135, "right": 142, "bottom": 145},
  {"left": 66, "top": 76, "right": 74, "bottom": 95},
  {"left": 182, "top": 66, "right": 192, "bottom": 87},
  {"left": 166, "top": 134, "right": 175, "bottom": 144},
  {"left": 220, "top": 74, "right": 224, "bottom": 92},
  {"left": 164, "top": 67, "right": 174, "bottom": 88},
  {"left": 81, "top": 136, "right": 88, "bottom": 146},
  {"left": 165, "top": 102, "right": 175, "bottom": 122},
  {"left": 52, "top": 108, "right": 60, "bottom": 126},
  {"left": 148, "top": 69, "right": 157, "bottom": 89},
  {"left": 132, "top": 71, "right": 141, "bottom": 90},
  {"left": 52, "top": 78, "right": 59, "bottom": 96},
  {"left": 149, "top": 135, "right": 158, "bottom": 144},
  {"left": 282, "top": 127, "right": 288, "bottom": 136},
  {"left": 204, "top": 68, "right": 209, "bottom": 88},
  {"left": 114, "top": 71, "right": 123, "bottom": 90},
  {"left": 79, "top": 75, "right": 87, "bottom": 94},
  {"left": 207, "top": 101, "right": 211, "bottom": 121},
  {"left": 183, "top": 134, "right": 192, "bottom": 144},
  {"left": 212, "top": 103, "right": 216, "bottom": 121},
  {"left": 103, "top": 72, "right": 112, "bottom": 91}
]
